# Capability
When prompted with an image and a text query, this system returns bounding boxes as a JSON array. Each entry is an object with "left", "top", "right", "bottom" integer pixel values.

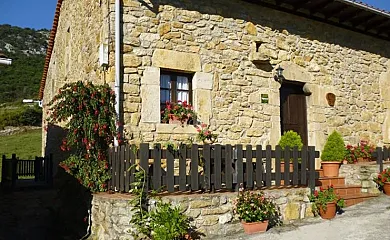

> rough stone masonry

[{"left": 43, "top": 0, "right": 390, "bottom": 166}]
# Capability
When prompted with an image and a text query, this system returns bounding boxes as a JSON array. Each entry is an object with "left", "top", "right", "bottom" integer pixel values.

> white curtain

[{"left": 177, "top": 76, "right": 189, "bottom": 102}]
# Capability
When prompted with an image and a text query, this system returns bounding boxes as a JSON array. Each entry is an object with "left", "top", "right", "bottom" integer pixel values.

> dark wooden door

[{"left": 281, "top": 93, "right": 308, "bottom": 145}]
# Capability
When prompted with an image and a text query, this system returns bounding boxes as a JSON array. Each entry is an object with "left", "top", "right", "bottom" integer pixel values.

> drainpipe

[{"left": 114, "top": 0, "right": 121, "bottom": 146}]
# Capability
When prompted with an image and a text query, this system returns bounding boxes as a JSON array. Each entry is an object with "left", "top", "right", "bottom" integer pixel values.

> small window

[{"left": 160, "top": 71, "right": 193, "bottom": 110}]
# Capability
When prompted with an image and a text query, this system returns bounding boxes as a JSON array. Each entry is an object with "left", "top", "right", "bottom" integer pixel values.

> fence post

[
  {"left": 11, "top": 154, "right": 17, "bottom": 189},
  {"left": 34, "top": 156, "right": 39, "bottom": 182},
  {"left": 376, "top": 147, "right": 383, "bottom": 173},
  {"left": 308, "top": 147, "right": 316, "bottom": 193}
]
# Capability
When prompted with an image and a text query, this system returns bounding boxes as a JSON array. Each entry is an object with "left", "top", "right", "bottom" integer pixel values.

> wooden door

[{"left": 281, "top": 94, "right": 308, "bottom": 145}]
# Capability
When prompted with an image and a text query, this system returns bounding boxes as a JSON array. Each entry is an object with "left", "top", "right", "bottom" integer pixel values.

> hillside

[{"left": 0, "top": 24, "right": 49, "bottom": 104}]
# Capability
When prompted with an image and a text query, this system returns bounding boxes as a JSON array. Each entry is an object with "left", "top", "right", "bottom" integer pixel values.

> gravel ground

[{"left": 221, "top": 195, "right": 390, "bottom": 240}]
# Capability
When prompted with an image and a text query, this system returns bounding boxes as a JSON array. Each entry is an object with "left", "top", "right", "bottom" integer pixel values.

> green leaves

[
  {"left": 321, "top": 131, "right": 345, "bottom": 162},
  {"left": 47, "top": 81, "right": 118, "bottom": 192},
  {"left": 233, "top": 190, "right": 279, "bottom": 223}
]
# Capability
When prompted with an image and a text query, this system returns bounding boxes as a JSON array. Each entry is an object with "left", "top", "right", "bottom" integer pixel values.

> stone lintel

[{"left": 152, "top": 49, "right": 201, "bottom": 72}]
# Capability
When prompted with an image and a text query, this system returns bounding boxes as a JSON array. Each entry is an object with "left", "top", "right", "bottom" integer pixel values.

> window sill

[{"left": 156, "top": 123, "right": 198, "bottom": 134}]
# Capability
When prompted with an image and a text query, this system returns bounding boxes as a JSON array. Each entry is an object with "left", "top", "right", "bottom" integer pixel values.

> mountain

[{"left": 0, "top": 24, "right": 49, "bottom": 104}]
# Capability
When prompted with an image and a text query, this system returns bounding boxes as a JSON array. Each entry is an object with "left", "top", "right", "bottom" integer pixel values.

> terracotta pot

[
  {"left": 357, "top": 157, "right": 370, "bottom": 163},
  {"left": 319, "top": 202, "right": 337, "bottom": 219},
  {"left": 241, "top": 220, "right": 269, "bottom": 234},
  {"left": 321, "top": 161, "right": 341, "bottom": 177},
  {"left": 280, "top": 162, "right": 294, "bottom": 173},
  {"left": 168, "top": 114, "right": 188, "bottom": 124},
  {"left": 383, "top": 182, "right": 390, "bottom": 196}
]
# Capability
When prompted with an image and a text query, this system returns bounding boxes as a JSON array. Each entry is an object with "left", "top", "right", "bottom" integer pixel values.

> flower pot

[
  {"left": 321, "top": 161, "right": 341, "bottom": 177},
  {"left": 357, "top": 157, "right": 370, "bottom": 163},
  {"left": 383, "top": 182, "right": 390, "bottom": 196},
  {"left": 168, "top": 114, "right": 188, "bottom": 125},
  {"left": 280, "top": 162, "right": 294, "bottom": 173},
  {"left": 241, "top": 220, "right": 269, "bottom": 234},
  {"left": 318, "top": 202, "right": 337, "bottom": 219}
]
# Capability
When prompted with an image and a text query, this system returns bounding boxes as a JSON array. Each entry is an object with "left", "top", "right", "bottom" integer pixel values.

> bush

[
  {"left": 321, "top": 131, "right": 345, "bottom": 162},
  {"left": 278, "top": 130, "right": 303, "bottom": 162},
  {"left": 149, "top": 202, "right": 190, "bottom": 240},
  {"left": 278, "top": 130, "right": 303, "bottom": 150},
  {"left": 46, "top": 81, "right": 118, "bottom": 192},
  {"left": 0, "top": 105, "right": 42, "bottom": 129}
]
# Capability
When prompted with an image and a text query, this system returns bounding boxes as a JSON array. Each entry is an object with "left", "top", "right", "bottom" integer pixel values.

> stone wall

[
  {"left": 90, "top": 188, "right": 313, "bottom": 239},
  {"left": 42, "top": 0, "right": 111, "bottom": 166},
  {"left": 108, "top": 0, "right": 390, "bottom": 153},
  {"left": 339, "top": 163, "right": 390, "bottom": 194},
  {"left": 42, "top": 0, "right": 390, "bottom": 164}
]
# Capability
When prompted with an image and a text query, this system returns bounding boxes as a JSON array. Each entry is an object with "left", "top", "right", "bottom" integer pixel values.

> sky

[{"left": 0, "top": 0, "right": 389, "bottom": 30}]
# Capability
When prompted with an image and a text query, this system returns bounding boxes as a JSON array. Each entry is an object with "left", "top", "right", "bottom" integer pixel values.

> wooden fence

[
  {"left": 108, "top": 144, "right": 320, "bottom": 194},
  {"left": 1, "top": 154, "right": 53, "bottom": 190}
]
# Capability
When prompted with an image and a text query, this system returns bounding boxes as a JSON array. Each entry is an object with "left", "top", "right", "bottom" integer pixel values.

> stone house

[
  {"left": 40, "top": 0, "right": 390, "bottom": 161},
  {"left": 0, "top": 52, "right": 12, "bottom": 65}
]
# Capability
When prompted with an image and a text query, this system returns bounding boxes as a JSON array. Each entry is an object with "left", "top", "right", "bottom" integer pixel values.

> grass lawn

[{"left": 0, "top": 129, "right": 42, "bottom": 181}]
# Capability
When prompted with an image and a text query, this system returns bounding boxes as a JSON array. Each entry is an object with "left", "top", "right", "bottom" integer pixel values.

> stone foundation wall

[
  {"left": 339, "top": 163, "right": 390, "bottom": 194},
  {"left": 90, "top": 188, "right": 313, "bottom": 239}
]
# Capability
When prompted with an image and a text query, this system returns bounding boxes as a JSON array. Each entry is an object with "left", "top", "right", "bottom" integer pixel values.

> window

[{"left": 160, "top": 71, "right": 193, "bottom": 110}]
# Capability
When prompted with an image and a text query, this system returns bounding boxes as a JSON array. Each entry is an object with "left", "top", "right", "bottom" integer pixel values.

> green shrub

[
  {"left": 47, "top": 81, "right": 118, "bottom": 192},
  {"left": 0, "top": 106, "right": 42, "bottom": 129},
  {"left": 149, "top": 202, "right": 190, "bottom": 240},
  {"left": 321, "top": 131, "right": 345, "bottom": 162},
  {"left": 278, "top": 130, "right": 303, "bottom": 162},
  {"left": 278, "top": 130, "right": 303, "bottom": 150}
]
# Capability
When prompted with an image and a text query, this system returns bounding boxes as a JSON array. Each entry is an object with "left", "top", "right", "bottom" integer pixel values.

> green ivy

[{"left": 46, "top": 81, "right": 119, "bottom": 192}]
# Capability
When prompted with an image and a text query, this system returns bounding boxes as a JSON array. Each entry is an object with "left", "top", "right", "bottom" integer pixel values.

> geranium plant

[
  {"left": 233, "top": 188, "right": 278, "bottom": 223},
  {"left": 309, "top": 185, "right": 345, "bottom": 213},
  {"left": 195, "top": 123, "right": 217, "bottom": 144},
  {"left": 46, "top": 81, "right": 119, "bottom": 192},
  {"left": 373, "top": 168, "right": 390, "bottom": 187},
  {"left": 345, "top": 140, "right": 375, "bottom": 163},
  {"left": 161, "top": 100, "right": 196, "bottom": 124}
]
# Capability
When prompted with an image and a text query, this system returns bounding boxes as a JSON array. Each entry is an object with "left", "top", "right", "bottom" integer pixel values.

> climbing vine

[{"left": 47, "top": 81, "right": 119, "bottom": 192}]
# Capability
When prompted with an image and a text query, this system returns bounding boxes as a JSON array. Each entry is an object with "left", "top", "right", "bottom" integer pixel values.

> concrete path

[{"left": 225, "top": 195, "right": 390, "bottom": 240}]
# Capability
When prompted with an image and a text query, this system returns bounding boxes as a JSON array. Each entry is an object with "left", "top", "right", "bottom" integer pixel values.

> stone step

[
  {"left": 343, "top": 193, "right": 379, "bottom": 207},
  {"left": 316, "top": 169, "right": 324, "bottom": 178},
  {"left": 332, "top": 185, "right": 362, "bottom": 197},
  {"left": 316, "top": 176, "right": 346, "bottom": 187}
]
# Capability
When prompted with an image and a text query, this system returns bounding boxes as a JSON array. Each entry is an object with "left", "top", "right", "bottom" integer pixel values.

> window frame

[{"left": 160, "top": 70, "right": 193, "bottom": 108}]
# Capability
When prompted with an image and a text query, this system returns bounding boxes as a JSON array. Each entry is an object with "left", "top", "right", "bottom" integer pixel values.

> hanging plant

[{"left": 47, "top": 81, "right": 119, "bottom": 192}]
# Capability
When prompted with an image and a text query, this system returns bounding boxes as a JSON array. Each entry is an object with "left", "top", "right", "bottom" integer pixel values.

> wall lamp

[{"left": 274, "top": 65, "right": 285, "bottom": 84}]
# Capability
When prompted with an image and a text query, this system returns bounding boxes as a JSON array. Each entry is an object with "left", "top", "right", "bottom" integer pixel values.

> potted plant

[
  {"left": 195, "top": 123, "right": 218, "bottom": 144},
  {"left": 321, "top": 131, "right": 345, "bottom": 177},
  {"left": 373, "top": 168, "right": 390, "bottom": 196},
  {"left": 344, "top": 140, "right": 376, "bottom": 164},
  {"left": 309, "top": 185, "right": 345, "bottom": 219},
  {"left": 278, "top": 130, "right": 303, "bottom": 172},
  {"left": 161, "top": 100, "right": 196, "bottom": 124},
  {"left": 233, "top": 188, "right": 279, "bottom": 234}
]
